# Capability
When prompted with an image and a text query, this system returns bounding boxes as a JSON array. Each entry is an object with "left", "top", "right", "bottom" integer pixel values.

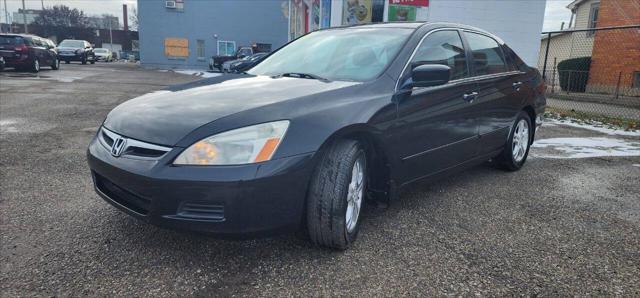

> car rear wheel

[
  {"left": 31, "top": 58, "right": 40, "bottom": 73},
  {"left": 81, "top": 56, "right": 87, "bottom": 65},
  {"left": 496, "top": 111, "right": 532, "bottom": 171},
  {"left": 306, "top": 139, "right": 366, "bottom": 250},
  {"left": 51, "top": 58, "right": 59, "bottom": 70}
]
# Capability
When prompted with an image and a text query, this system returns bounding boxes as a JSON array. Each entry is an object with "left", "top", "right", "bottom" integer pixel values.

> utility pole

[
  {"left": 3, "top": 0, "right": 9, "bottom": 33},
  {"left": 21, "top": 0, "right": 27, "bottom": 33},
  {"left": 41, "top": 0, "right": 44, "bottom": 9},
  {"left": 109, "top": 19, "right": 113, "bottom": 53}
]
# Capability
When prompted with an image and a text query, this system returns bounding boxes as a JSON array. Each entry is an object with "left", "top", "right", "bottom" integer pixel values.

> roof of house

[{"left": 567, "top": 0, "right": 595, "bottom": 10}]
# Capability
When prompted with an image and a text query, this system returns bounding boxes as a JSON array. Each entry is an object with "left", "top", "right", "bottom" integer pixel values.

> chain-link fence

[{"left": 538, "top": 25, "right": 640, "bottom": 121}]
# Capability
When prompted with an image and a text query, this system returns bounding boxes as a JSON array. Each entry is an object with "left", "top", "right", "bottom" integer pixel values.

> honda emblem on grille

[{"left": 111, "top": 137, "right": 127, "bottom": 157}]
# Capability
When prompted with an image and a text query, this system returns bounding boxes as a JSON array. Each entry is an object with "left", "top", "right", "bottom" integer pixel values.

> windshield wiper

[{"left": 275, "top": 72, "right": 331, "bottom": 82}]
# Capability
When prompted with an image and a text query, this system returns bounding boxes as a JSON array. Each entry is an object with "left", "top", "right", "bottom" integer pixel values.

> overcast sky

[
  {"left": 2, "top": 0, "right": 572, "bottom": 31},
  {"left": 2, "top": 0, "right": 136, "bottom": 22}
]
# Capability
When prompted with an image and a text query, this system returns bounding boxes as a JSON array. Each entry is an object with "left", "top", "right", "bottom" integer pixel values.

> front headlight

[{"left": 173, "top": 120, "right": 289, "bottom": 165}]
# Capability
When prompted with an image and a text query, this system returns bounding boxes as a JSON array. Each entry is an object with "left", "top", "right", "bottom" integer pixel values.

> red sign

[{"left": 389, "top": 0, "right": 429, "bottom": 6}]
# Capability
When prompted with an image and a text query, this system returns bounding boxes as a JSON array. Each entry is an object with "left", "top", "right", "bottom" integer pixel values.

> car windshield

[
  {"left": 59, "top": 40, "right": 84, "bottom": 48},
  {"left": 95, "top": 49, "right": 109, "bottom": 53},
  {"left": 248, "top": 28, "right": 413, "bottom": 82}
]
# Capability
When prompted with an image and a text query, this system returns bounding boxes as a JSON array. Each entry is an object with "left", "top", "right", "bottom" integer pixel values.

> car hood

[
  {"left": 104, "top": 75, "right": 359, "bottom": 146},
  {"left": 58, "top": 47, "right": 82, "bottom": 51}
]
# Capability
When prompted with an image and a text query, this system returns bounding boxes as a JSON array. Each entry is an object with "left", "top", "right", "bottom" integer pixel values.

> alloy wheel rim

[
  {"left": 345, "top": 154, "right": 365, "bottom": 233},
  {"left": 512, "top": 119, "right": 529, "bottom": 163}
]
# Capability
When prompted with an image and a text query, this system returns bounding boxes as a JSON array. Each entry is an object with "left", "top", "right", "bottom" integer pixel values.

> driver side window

[{"left": 411, "top": 30, "right": 469, "bottom": 81}]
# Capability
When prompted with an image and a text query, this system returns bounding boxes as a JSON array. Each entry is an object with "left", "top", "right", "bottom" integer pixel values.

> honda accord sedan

[{"left": 87, "top": 22, "right": 545, "bottom": 250}]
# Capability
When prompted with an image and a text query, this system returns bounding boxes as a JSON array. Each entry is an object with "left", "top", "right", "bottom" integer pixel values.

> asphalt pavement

[{"left": 1, "top": 63, "right": 639, "bottom": 296}]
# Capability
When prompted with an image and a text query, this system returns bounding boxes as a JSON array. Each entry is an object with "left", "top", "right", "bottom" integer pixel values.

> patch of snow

[
  {"left": 531, "top": 137, "right": 640, "bottom": 159},
  {"left": 546, "top": 118, "right": 640, "bottom": 137},
  {"left": 633, "top": 164, "right": 640, "bottom": 167},
  {"left": 174, "top": 70, "right": 221, "bottom": 78}
]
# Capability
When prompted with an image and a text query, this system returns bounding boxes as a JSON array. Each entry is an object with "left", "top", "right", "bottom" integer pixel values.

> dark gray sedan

[{"left": 87, "top": 22, "right": 545, "bottom": 250}]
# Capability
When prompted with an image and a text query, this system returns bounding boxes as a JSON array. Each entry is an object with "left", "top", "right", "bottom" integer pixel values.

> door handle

[
  {"left": 512, "top": 81, "right": 523, "bottom": 91},
  {"left": 463, "top": 92, "right": 478, "bottom": 102}
]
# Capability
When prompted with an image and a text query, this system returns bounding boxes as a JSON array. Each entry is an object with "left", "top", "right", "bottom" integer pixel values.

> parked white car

[{"left": 94, "top": 48, "right": 114, "bottom": 62}]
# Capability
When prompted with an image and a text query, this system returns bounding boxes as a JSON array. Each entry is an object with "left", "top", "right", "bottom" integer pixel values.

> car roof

[
  {"left": 331, "top": 22, "right": 504, "bottom": 45},
  {"left": 319, "top": 22, "right": 494, "bottom": 35},
  {"left": 0, "top": 33, "right": 39, "bottom": 39}
]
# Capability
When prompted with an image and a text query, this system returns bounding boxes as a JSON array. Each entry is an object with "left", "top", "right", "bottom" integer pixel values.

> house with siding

[
  {"left": 537, "top": 0, "right": 600, "bottom": 73},
  {"left": 539, "top": 0, "right": 640, "bottom": 97}
]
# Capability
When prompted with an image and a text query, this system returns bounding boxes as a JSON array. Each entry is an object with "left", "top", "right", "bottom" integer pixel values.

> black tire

[
  {"left": 496, "top": 111, "right": 532, "bottom": 171},
  {"left": 31, "top": 58, "right": 40, "bottom": 73},
  {"left": 306, "top": 139, "right": 367, "bottom": 250},
  {"left": 81, "top": 56, "right": 87, "bottom": 65},
  {"left": 90, "top": 58, "right": 95, "bottom": 64},
  {"left": 65, "top": 60, "right": 70, "bottom": 64},
  {"left": 51, "top": 58, "right": 59, "bottom": 70}
]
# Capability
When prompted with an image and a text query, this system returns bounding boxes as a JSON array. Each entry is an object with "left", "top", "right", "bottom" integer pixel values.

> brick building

[{"left": 587, "top": 0, "right": 640, "bottom": 95}]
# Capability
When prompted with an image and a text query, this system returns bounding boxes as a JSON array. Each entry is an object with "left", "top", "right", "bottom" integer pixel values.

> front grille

[
  {"left": 101, "top": 130, "right": 114, "bottom": 147},
  {"left": 177, "top": 201, "right": 225, "bottom": 221},
  {"left": 98, "top": 127, "right": 171, "bottom": 159},
  {"left": 94, "top": 172, "right": 151, "bottom": 215}
]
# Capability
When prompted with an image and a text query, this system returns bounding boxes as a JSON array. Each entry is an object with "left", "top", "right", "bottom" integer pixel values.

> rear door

[
  {"left": 462, "top": 31, "right": 520, "bottom": 155},
  {"left": 392, "top": 29, "right": 479, "bottom": 183}
]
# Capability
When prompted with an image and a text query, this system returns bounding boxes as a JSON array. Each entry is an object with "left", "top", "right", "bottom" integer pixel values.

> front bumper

[
  {"left": 87, "top": 133, "right": 316, "bottom": 237},
  {"left": 58, "top": 53, "right": 84, "bottom": 61}
]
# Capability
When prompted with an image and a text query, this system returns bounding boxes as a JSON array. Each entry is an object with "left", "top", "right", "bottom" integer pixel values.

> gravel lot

[{"left": 1, "top": 63, "right": 639, "bottom": 296}]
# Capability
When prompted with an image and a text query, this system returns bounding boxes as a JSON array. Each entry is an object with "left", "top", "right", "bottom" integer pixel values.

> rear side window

[
  {"left": 502, "top": 45, "right": 529, "bottom": 72},
  {"left": 411, "top": 30, "right": 468, "bottom": 80},
  {"left": 0, "top": 36, "right": 24, "bottom": 45},
  {"left": 464, "top": 32, "right": 507, "bottom": 76}
]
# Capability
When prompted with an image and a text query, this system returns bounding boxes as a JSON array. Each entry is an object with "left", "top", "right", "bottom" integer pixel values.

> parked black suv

[
  {"left": 0, "top": 34, "right": 60, "bottom": 72},
  {"left": 57, "top": 39, "right": 95, "bottom": 65}
]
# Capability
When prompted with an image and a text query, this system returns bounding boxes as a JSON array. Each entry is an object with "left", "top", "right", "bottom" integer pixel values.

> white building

[
  {"left": 288, "top": 0, "right": 546, "bottom": 65},
  {"left": 12, "top": 9, "right": 41, "bottom": 25}
]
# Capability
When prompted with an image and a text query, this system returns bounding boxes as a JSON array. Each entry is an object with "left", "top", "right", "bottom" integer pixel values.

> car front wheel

[
  {"left": 306, "top": 139, "right": 366, "bottom": 250},
  {"left": 496, "top": 111, "right": 532, "bottom": 171},
  {"left": 31, "top": 58, "right": 40, "bottom": 73}
]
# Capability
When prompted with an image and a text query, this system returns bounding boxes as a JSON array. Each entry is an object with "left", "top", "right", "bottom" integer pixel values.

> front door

[{"left": 391, "top": 30, "right": 479, "bottom": 183}]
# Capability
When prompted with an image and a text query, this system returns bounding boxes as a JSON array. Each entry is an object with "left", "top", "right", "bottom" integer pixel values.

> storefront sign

[
  {"left": 388, "top": 0, "right": 428, "bottom": 22},
  {"left": 343, "top": 0, "right": 372, "bottom": 25},
  {"left": 389, "top": 0, "right": 428, "bottom": 7}
]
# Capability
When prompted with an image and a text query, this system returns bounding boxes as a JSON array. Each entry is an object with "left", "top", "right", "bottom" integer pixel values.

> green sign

[{"left": 388, "top": 5, "right": 417, "bottom": 21}]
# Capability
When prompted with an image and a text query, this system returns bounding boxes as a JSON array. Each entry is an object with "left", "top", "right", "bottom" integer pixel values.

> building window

[
  {"left": 217, "top": 40, "right": 236, "bottom": 56},
  {"left": 633, "top": 72, "right": 640, "bottom": 89},
  {"left": 587, "top": 2, "right": 600, "bottom": 37},
  {"left": 196, "top": 39, "right": 205, "bottom": 60}
]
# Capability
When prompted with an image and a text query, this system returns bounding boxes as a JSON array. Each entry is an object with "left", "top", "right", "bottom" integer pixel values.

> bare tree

[
  {"left": 34, "top": 5, "right": 88, "bottom": 28},
  {"left": 129, "top": 7, "right": 138, "bottom": 31}
]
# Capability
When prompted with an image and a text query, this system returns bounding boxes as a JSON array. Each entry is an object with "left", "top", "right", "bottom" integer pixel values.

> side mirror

[{"left": 408, "top": 64, "right": 451, "bottom": 88}]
